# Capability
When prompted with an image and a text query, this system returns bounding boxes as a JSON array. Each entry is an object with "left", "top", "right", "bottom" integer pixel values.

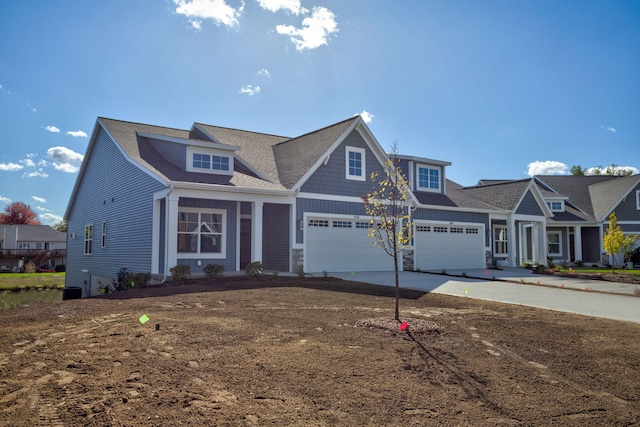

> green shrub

[
  {"left": 536, "top": 265, "right": 547, "bottom": 274},
  {"left": 122, "top": 272, "right": 151, "bottom": 289},
  {"left": 170, "top": 265, "right": 191, "bottom": 282},
  {"left": 203, "top": 263, "right": 224, "bottom": 279},
  {"left": 574, "top": 259, "right": 583, "bottom": 267},
  {"left": 244, "top": 262, "right": 263, "bottom": 277}
]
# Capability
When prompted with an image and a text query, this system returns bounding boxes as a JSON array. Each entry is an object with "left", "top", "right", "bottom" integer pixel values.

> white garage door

[
  {"left": 414, "top": 223, "right": 485, "bottom": 271},
  {"left": 305, "top": 217, "right": 395, "bottom": 273}
]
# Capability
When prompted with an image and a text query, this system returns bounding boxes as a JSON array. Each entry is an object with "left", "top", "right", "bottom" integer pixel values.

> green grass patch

[
  {"left": 0, "top": 272, "right": 66, "bottom": 291},
  {"left": 556, "top": 267, "right": 640, "bottom": 276}
]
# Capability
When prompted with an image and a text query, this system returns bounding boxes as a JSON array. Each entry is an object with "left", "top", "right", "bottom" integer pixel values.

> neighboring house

[
  {"left": 0, "top": 224, "right": 66, "bottom": 272},
  {"left": 474, "top": 175, "right": 640, "bottom": 266},
  {"left": 65, "top": 115, "right": 637, "bottom": 297}
]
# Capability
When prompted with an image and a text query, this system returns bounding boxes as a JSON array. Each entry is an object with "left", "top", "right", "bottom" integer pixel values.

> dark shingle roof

[
  {"left": 273, "top": 117, "right": 358, "bottom": 188},
  {"left": 0, "top": 225, "right": 66, "bottom": 243},
  {"left": 459, "top": 179, "right": 533, "bottom": 211}
]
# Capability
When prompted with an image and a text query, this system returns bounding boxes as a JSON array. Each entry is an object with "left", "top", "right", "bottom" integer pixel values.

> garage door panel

[
  {"left": 415, "top": 223, "right": 484, "bottom": 271},
  {"left": 306, "top": 217, "right": 393, "bottom": 273}
]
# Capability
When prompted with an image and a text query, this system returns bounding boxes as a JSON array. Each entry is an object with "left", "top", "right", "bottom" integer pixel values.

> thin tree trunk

[{"left": 394, "top": 252, "right": 399, "bottom": 321}]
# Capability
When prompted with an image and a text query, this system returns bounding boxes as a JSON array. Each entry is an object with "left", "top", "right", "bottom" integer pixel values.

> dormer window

[
  {"left": 186, "top": 146, "right": 233, "bottom": 176},
  {"left": 192, "top": 153, "right": 229, "bottom": 171},
  {"left": 546, "top": 200, "right": 564, "bottom": 212},
  {"left": 417, "top": 165, "right": 441, "bottom": 192},
  {"left": 346, "top": 146, "right": 365, "bottom": 181}
]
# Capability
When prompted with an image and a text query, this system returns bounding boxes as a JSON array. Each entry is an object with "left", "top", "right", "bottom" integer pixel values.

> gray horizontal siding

[
  {"left": 300, "top": 130, "right": 385, "bottom": 197},
  {"left": 147, "top": 138, "right": 186, "bottom": 169},
  {"left": 66, "top": 126, "right": 166, "bottom": 288}
]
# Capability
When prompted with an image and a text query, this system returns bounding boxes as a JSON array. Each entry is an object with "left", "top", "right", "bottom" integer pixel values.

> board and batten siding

[
  {"left": 262, "top": 203, "right": 290, "bottom": 272},
  {"left": 177, "top": 198, "right": 238, "bottom": 273},
  {"left": 516, "top": 191, "right": 544, "bottom": 216},
  {"left": 66, "top": 126, "right": 166, "bottom": 289},
  {"left": 299, "top": 130, "right": 385, "bottom": 197}
]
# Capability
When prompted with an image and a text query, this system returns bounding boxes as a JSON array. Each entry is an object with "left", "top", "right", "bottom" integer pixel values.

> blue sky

[{"left": 1, "top": 0, "right": 638, "bottom": 225}]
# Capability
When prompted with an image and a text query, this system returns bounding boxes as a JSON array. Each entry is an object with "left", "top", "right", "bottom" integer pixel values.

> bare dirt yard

[{"left": 1, "top": 277, "right": 639, "bottom": 426}]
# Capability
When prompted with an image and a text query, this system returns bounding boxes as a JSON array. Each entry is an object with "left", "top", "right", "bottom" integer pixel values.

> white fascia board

[
  {"left": 395, "top": 154, "right": 451, "bottom": 167},
  {"left": 168, "top": 180, "right": 294, "bottom": 199},
  {"left": 296, "top": 192, "right": 365, "bottom": 203},
  {"left": 137, "top": 131, "right": 240, "bottom": 151}
]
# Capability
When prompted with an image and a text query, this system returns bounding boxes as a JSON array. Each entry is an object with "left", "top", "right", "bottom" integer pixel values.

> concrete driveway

[{"left": 327, "top": 268, "right": 640, "bottom": 324}]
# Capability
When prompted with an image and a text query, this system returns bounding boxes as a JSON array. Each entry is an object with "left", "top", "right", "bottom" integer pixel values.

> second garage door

[
  {"left": 414, "top": 222, "right": 485, "bottom": 271},
  {"left": 305, "top": 216, "right": 395, "bottom": 273}
]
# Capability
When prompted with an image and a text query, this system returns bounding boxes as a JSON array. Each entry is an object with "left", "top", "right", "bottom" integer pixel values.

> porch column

[
  {"left": 166, "top": 193, "right": 179, "bottom": 275},
  {"left": 251, "top": 201, "right": 264, "bottom": 263},
  {"left": 574, "top": 225, "right": 583, "bottom": 262},
  {"left": 507, "top": 217, "right": 517, "bottom": 267},
  {"left": 538, "top": 221, "right": 547, "bottom": 264}
]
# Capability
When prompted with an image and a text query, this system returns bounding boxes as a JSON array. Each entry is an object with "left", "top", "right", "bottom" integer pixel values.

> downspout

[{"left": 161, "top": 185, "right": 174, "bottom": 284}]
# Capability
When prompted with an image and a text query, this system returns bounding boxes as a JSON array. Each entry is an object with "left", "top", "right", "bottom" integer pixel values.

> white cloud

[
  {"left": 173, "top": 0, "right": 243, "bottom": 29},
  {"left": 32, "top": 196, "right": 47, "bottom": 204},
  {"left": 257, "top": 0, "right": 307, "bottom": 15},
  {"left": 47, "top": 146, "right": 84, "bottom": 173},
  {"left": 0, "top": 195, "right": 11, "bottom": 203},
  {"left": 276, "top": 6, "right": 338, "bottom": 51},
  {"left": 66, "top": 130, "right": 88, "bottom": 138},
  {"left": 21, "top": 158, "right": 36, "bottom": 168},
  {"left": 0, "top": 162, "right": 24, "bottom": 171},
  {"left": 601, "top": 125, "right": 617, "bottom": 133},
  {"left": 23, "top": 169, "right": 49, "bottom": 178},
  {"left": 359, "top": 110, "right": 374, "bottom": 123},
  {"left": 239, "top": 85, "right": 261, "bottom": 95},
  {"left": 257, "top": 68, "right": 270, "bottom": 77},
  {"left": 44, "top": 125, "right": 60, "bottom": 133},
  {"left": 26, "top": 102, "right": 37, "bottom": 112},
  {"left": 36, "top": 206, "right": 52, "bottom": 212},
  {"left": 40, "top": 213, "right": 63, "bottom": 225},
  {"left": 526, "top": 160, "right": 568, "bottom": 176}
]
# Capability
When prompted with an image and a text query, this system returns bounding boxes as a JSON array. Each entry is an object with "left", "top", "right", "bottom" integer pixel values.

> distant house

[
  {"left": 0, "top": 224, "right": 66, "bottom": 272},
  {"left": 474, "top": 175, "right": 640, "bottom": 266},
  {"left": 63, "top": 115, "right": 640, "bottom": 297}
]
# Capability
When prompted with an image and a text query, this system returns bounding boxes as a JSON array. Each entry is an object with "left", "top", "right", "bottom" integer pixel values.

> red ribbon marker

[{"left": 399, "top": 322, "right": 408, "bottom": 331}]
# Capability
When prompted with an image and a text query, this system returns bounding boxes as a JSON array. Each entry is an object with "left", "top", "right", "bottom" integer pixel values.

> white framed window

[
  {"left": 493, "top": 225, "right": 508, "bottom": 256},
  {"left": 333, "top": 220, "right": 352, "bottom": 228},
  {"left": 547, "top": 232, "right": 561, "bottom": 256},
  {"left": 186, "top": 146, "right": 233, "bottom": 176},
  {"left": 308, "top": 219, "right": 329, "bottom": 227},
  {"left": 345, "top": 146, "right": 365, "bottom": 181},
  {"left": 101, "top": 221, "right": 107, "bottom": 248},
  {"left": 416, "top": 165, "right": 441, "bottom": 192},
  {"left": 636, "top": 190, "right": 640, "bottom": 210},
  {"left": 84, "top": 224, "right": 93, "bottom": 255},
  {"left": 546, "top": 201, "right": 564, "bottom": 212},
  {"left": 177, "top": 208, "right": 226, "bottom": 258}
]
